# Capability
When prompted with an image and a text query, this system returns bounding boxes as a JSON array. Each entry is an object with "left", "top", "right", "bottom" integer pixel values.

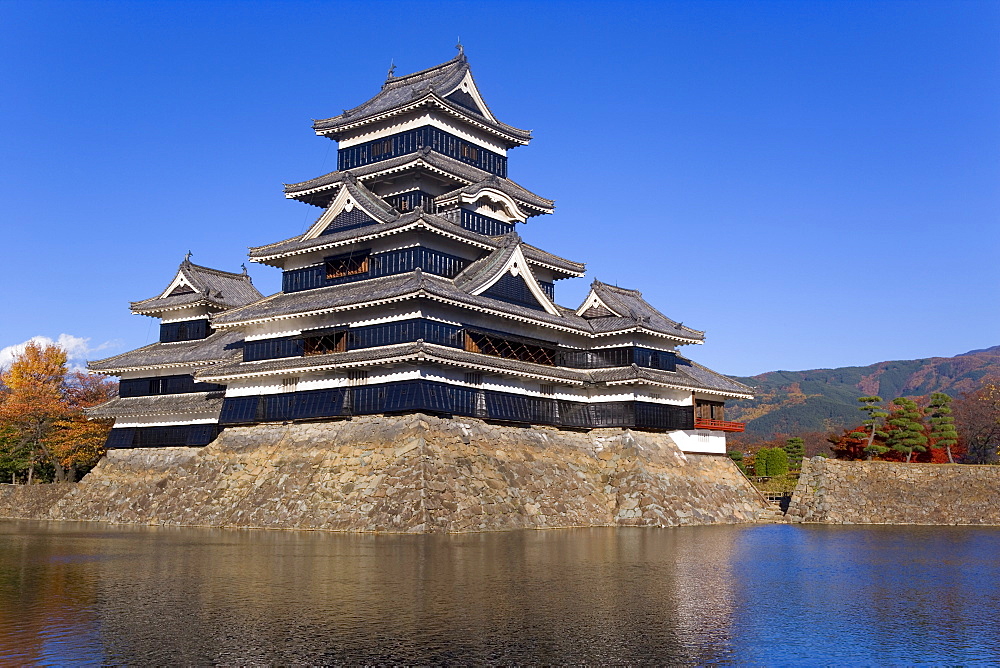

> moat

[{"left": 2, "top": 522, "right": 998, "bottom": 664}]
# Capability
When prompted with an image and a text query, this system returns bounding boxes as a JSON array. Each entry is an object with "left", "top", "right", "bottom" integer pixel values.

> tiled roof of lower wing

[
  {"left": 210, "top": 272, "right": 700, "bottom": 344},
  {"left": 585, "top": 281, "right": 705, "bottom": 342},
  {"left": 85, "top": 392, "right": 226, "bottom": 419},
  {"left": 283, "top": 148, "right": 551, "bottom": 211},
  {"left": 247, "top": 211, "right": 585, "bottom": 276},
  {"left": 197, "top": 341, "right": 586, "bottom": 384},
  {"left": 88, "top": 331, "right": 245, "bottom": 374},
  {"left": 130, "top": 261, "right": 263, "bottom": 315},
  {"left": 590, "top": 358, "right": 753, "bottom": 398}
]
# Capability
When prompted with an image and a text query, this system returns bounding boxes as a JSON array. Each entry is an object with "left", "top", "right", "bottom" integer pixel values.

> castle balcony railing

[{"left": 694, "top": 418, "right": 745, "bottom": 432}]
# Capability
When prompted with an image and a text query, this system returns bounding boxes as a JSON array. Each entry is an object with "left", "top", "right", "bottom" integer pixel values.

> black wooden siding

[
  {"left": 160, "top": 319, "right": 212, "bottom": 343},
  {"left": 337, "top": 127, "right": 507, "bottom": 177},
  {"left": 244, "top": 317, "right": 678, "bottom": 373},
  {"left": 384, "top": 190, "right": 436, "bottom": 212},
  {"left": 282, "top": 247, "right": 470, "bottom": 293},
  {"left": 105, "top": 424, "right": 219, "bottom": 449},
  {"left": 319, "top": 207, "right": 376, "bottom": 236},
  {"left": 218, "top": 379, "right": 694, "bottom": 431},
  {"left": 459, "top": 209, "right": 515, "bottom": 236},
  {"left": 482, "top": 272, "right": 545, "bottom": 311},
  {"left": 119, "top": 374, "right": 226, "bottom": 398}
]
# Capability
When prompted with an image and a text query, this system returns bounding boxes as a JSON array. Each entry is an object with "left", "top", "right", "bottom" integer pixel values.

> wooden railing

[{"left": 694, "top": 418, "right": 746, "bottom": 432}]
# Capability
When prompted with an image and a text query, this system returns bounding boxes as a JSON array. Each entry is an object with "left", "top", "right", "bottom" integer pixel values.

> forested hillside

[{"left": 728, "top": 346, "right": 1000, "bottom": 437}]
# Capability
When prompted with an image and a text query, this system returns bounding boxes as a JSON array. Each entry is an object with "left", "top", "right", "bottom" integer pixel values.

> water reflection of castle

[{"left": 88, "top": 49, "right": 752, "bottom": 451}]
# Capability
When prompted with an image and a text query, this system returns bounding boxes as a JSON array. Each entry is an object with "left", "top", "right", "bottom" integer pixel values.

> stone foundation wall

[
  {"left": 787, "top": 457, "right": 1000, "bottom": 525},
  {"left": 0, "top": 414, "right": 768, "bottom": 533}
]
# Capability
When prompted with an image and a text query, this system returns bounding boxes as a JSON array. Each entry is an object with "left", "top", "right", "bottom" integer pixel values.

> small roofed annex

[{"left": 88, "top": 50, "right": 753, "bottom": 453}]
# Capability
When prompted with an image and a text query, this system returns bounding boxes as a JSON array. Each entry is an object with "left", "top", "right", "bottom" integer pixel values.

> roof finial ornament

[
  {"left": 456, "top": 39, "right": 464, "bottom": 58},
  {"left": 184, "top": 250, "right": 192, "bottom": 263},
  {"left": 241, "top": 263, "right": 248, "bottom": 276},
  {"left": 387, "top": 59, "right": 396, "bottom": 79}
]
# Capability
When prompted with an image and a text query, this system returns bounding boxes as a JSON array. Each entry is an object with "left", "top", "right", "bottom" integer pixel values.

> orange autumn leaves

[{"left": 0, "top": 341, "right": 116, "bottom": 482}]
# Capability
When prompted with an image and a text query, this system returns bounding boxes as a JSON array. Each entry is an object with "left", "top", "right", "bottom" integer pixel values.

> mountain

[{"left": 727, "top": 346, "right": 1000, "bottom": 438}]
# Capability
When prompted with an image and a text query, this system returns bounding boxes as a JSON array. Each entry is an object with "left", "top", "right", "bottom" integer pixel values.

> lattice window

[
  {"left": 464, "top": 331, "right": 556, "bottom": 366},
  {"left": 348, "top": 370, "right": 368, "bottom": 386},
  {"left": 304, "top": 333, "right": 346, "bottom": 356},
  {"left": 282, "top": 377, "right": 300, "bottom": 392},
  {"left": 539, "top": 384, "right": 554, "bottom": 396},
  {"left": 325, "top": 251, "right": 370, "bottom": 279},
  {"left": 464, "top": 372, "right": 483, "bottom": 386}
]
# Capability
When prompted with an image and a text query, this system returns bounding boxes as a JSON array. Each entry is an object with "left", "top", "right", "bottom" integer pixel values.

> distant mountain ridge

[{"left": 728, "top": 346, "right": 1000, "bottom": 437}]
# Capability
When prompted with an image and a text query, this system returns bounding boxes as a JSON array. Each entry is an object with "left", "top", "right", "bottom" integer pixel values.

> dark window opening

[
  {"left": 159, "top": 319, "right": 212, "bottom": 343},
  {"left": 304, "top": 333, "right": 346, "bottom": 356},
  {"left": 325, "top": 251, "right": 370, "bottom": 279},
  {"left": 464, "top": 331, "right": 556, "bottom": 366}
]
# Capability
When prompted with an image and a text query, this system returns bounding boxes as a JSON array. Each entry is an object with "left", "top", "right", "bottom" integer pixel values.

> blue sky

[{"left": 1, "top": 0, "right": 997, "bottom": 377}]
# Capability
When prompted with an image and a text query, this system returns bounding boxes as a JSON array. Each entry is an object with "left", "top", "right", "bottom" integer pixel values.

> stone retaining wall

[
  {"left": 0, "top": 414, "right": 768, "bottom": 533},
  {"left": 787, "top": 457, "right": 1000, "bottom": 525}
]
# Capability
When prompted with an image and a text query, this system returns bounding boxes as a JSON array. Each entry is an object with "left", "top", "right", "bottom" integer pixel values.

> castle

[{"left": 88, "top": 50, "right": 752, "bottom": 453}]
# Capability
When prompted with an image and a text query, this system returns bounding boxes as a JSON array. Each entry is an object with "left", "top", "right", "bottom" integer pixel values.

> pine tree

[
  {"left": 886, "top": 398, "right": 928, "bottom": 463},
  {"left": 783, "top": 437, "right": 805, "bottom": 470},
  {"left": 927, "top": 392, "right": 959, "bottom": 464},
  {"left": 850, "top": 396, "right": 890, "bottom": 459}
]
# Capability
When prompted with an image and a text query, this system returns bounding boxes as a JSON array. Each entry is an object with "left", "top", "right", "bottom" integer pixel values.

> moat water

[{"left": 1, "top": 522, "right": 998, "bottom": 665}]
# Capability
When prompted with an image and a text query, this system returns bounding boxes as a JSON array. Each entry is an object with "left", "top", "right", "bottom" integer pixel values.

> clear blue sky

[{"left": 1, "top": 0, "right": 997, "bottom": 377}]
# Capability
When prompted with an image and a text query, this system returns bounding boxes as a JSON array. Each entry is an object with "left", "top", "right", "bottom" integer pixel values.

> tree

[
  {"left": 953, "top": 379, "right": 1000, "bottom": 464},
  {"left": 0, "top": 342, "right": 73, "bottom": 482},
  {"left": 783, "top": 437, "right": 805, "bottom": 470},
  {"left": 0, "top": 343, "right": 116, "bottom": 482},
  {"left": 927, "top": 392, "right": 959, "bottom": 464},
  {"left": 886, "top": 398, "right": 928, "bottom": 463},
  {"left": 850, "top": 396, "right": 889, "bottom": 460},
  {"left": 768, "top": 447, "right": 789, "bottom": 475},
  {"left": 753, "top": 447, "right": 771, "bottom": 476}
]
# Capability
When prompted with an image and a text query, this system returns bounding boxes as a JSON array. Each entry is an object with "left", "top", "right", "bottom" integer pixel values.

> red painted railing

[{"left": 694, "top": 418, "right": 746, "bottom": 432}]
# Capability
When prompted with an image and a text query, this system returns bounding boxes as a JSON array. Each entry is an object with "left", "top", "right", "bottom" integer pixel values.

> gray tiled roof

[
  {"left": 210, "top": 271, "right": 702, "bottom": 344},
  {"left": 453, "top": 234, "right": 521, "bottom": 293},
  {"left": 311, "top": 54, "right": 531, "bottom": 145},
  {"left": 197, "top": 341, "right": 584, "bottom": 384},
  {"left": 583, "top": 281, "right": 705, "bottom": 341},
  {"left": 283, "top": 148, "right": 551, "bottom": 212},
  {"left": 85, "top": 392, "right": 225, "bottom": 419},
  {"left": 247, "top": 210, "right": 585, "bottom": 277},
  {"left": 590, "top": 358, "right": 753, "bottom": 398},
  {"left": 88, "top": 330, "right": 244, "bottom": 373},
  {"left": 434, "top": 175, "right": 554, "bottom": 214},
  {"left": 130, "top": 260, "right": 263, "bottom": 315}
]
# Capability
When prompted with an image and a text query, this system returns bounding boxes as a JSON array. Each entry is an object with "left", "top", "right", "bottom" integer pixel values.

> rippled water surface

[{"left": 1, "top": 521, "right": 999, "bottom": 665}]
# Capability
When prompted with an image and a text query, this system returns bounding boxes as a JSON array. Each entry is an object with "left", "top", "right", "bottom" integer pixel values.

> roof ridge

[{"left": 383, "top": 53, "right": 466, "bottom": 87}]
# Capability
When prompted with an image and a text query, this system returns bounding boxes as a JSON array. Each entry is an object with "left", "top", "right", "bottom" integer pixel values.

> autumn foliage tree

[
  {"left": 953, "top": 379, "right": 1000, "bottom": 464},
  {"left": 0, "top": 342, "right": 116, "bottom": 483}
]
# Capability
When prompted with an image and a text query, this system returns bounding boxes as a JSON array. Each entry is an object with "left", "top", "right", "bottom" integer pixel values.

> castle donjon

[
  {"left": 89, "top": 49, "right": 752, "bottom": 451},
  {"left": 71, "top": 51, "right": 765, "bottom": 532}
]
